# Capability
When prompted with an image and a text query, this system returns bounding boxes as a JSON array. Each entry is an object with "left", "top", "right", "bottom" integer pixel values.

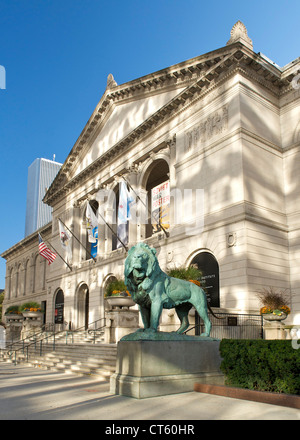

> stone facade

[{"left": 2, "top": 23, "right": 300, "bottom": 333}]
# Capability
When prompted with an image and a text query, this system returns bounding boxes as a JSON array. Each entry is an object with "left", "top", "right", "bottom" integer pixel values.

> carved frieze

[{"left": 184, "top": 105, "right": 228, "bottom": 152}]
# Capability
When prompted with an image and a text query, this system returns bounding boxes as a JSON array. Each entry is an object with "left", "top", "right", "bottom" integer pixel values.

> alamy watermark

[
  {"left": 291, "top": 327, "right": 300, "bottom": 349},
  {"left": 95, "top": 187, "right": 205, "bottom": 236},
  {"left": 291, "top": 72, "right": 300, "bottom": 90},
  {"left": 0, "top": 65, "right": 6, "bottom": 89}
]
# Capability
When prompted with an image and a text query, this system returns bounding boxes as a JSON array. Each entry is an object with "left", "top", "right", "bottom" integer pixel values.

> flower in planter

[
  {"left": 110, "top": 289, "right": 130, "bottom": 297},
  {"left": 24, "top": 307, "right": 42, "bottom": 312},
  {"left": 19, "top": 302, "right": 43, "bottom": 313},
  {"left": 104, "top": 278, "right": 130, "bottom": 297},
  {"left": 256, "top": 288, "right": 291, "bottom": 316},
  {"left": 5, "top": 305, "right": 21, "bottom": 315},
  {"left": 260, "top": 305, "right": 291, "bottom": 316}
]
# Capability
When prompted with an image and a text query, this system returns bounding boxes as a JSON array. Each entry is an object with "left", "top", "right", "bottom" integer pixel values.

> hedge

[{"left": 219, "top": 339, "right": 300, "bottom": 395}]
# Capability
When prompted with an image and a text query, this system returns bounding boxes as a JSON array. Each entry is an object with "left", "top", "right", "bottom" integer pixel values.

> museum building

[{"left": 2, "top": 22, "right": 300, "bottom": 335}]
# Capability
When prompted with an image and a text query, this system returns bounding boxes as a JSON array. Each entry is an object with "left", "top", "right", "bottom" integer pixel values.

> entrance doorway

[
  {"left": 190, "top": 252, "right": 220, "bottom": 307},
  {"left": 54, "top": 290, "right": 64, "bottom": 325},
  {"left": 77, "top": 284, "right": 89, "bottom": 330}
]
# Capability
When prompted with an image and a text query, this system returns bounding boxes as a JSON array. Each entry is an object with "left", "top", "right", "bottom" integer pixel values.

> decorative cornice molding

[
  {"left": 1, "top": 223, "right": 52, "bottom": 260},
  {"left": 44, "top": 43, "right": 295, "bottom": 206}
]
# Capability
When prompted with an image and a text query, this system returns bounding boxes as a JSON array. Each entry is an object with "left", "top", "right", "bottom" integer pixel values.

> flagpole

[
  {"left": 58, "top": 218, "right": 97, "bottom": 263},
  {"left": 97, "top": 210, "right": 128, "bottom": 252},
  {"left": 39, "top": 233, "right": 72, "bottom": 271},
  {"left": 121, "top": 176, "right": 170, "bottom": 238}
]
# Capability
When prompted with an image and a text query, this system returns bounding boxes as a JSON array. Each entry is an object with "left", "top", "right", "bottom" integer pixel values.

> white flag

[
  {"left": 118, "top": 181, "right": 134, "bottom": 223},
  {"left": 86, "top": 202, "right": 98, "bottom": 243},
  {"left": 58, "top": 220, "right": 72, "bottom": 262},
  {"left": 117, "top": 181, "right": 134, "bottom": 248}
]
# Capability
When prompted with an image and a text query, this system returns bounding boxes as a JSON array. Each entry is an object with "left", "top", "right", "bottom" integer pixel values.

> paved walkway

[{"left": 0, "top": 362, "right": 299, "bottom": 421}]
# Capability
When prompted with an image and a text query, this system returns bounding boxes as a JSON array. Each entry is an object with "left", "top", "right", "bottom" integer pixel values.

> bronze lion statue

[{"left": 124, "top": 243, "right": 211, "bottom": 336}]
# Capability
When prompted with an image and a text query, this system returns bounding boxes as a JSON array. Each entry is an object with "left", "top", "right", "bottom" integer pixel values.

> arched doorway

[
  {"left": 77, "top": 283, "right": 89, "bottom": 329},
  {"left": 54, "top": 289, "right": 64, "bottom": 325},
  {"left": 190, "top": 251, "right": 220, "bottom": 307}
]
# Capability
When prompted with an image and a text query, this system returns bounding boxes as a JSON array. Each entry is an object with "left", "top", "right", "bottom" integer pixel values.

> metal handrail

[
  {"left": 4, "top": 317, "right": 107, "bottom": 365},
  {"left": 3, "top": 322, "right": 56, "bottom": 353},
  {"left": 64, "top": 317, "right": 106, "bottom": 344},
  {"left": 87, "top": 318, "right": 107, "bottom": 344}
]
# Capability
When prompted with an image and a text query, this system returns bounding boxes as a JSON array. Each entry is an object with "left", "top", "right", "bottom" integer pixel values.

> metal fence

[{"left": 194, "top": 312, "right": 264, "bottom": 339}]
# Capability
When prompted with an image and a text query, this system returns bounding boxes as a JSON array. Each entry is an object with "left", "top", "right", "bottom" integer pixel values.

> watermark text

[{"left": 0, "top": 65, "right": 6, "bottom": 89}]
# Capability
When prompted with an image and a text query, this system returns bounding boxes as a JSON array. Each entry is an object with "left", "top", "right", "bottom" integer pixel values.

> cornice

[
  {"left": 44, "top": 48, "right": 237, "bottom": 205},
  {"left": 44, "top": 42, "right": 296, "bottom": 206},
  {"left": 47, "top": 46, "right": 236, "bottom": 188},
  {"left": 1, "top": 223, "right": 52, "bottom": 260}
]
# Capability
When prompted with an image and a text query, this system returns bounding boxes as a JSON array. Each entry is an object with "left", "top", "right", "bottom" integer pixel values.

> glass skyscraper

[{"left": 25, "top": 158, "right": 62, "bottom": 237}]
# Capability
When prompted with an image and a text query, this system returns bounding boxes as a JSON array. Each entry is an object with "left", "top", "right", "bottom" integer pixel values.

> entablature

[{"left": 44, "top": 40, "right": 296, "bottom": 208}]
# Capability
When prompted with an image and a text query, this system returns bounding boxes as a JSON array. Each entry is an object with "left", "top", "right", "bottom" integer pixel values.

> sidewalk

[{"left": 0, "top": 362, "right": 299, "bottom": 420}]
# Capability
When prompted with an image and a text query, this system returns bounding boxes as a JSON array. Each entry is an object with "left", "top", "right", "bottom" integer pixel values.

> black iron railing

[
  {"left": 1, "top": 317, "right": 107, "bottom": 365},
  {"left": 185, "top": 312, "right": 264, "bottom": 339}
]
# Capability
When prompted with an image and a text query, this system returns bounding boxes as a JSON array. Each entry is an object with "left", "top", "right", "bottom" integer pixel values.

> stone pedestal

[
  {"left": 110, "top": 340, "right": 224, "bottom": 398},
  {"left": 21, "top": 312, "right": 43, "bottom": 339},
  {"left": 104, "top": 309, "right": 139, "bottom": 343},
  {"left": 5, "top": 315, "right": 23, "bottom": 343},
  {"left": 0, "top": 326, "right": 5, "bottom": 349},
  {"left": 263, "top": 321, "right": 286, "bottom": 339}
]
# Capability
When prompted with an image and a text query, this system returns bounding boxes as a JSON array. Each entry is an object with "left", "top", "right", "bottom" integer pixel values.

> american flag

[{"left": 38, "top": 234, "right": 57, "bottom": 265}]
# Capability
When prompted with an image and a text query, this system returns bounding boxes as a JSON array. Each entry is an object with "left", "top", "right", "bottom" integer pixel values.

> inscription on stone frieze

[{"left": 184, "top": 105, "right": 228, "bottom": 152}]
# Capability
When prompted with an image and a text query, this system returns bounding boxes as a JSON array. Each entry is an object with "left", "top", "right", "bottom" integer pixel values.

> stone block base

[
  {"left": 104, "top": 310, "right": 139, "bottom": 343},
  {"left": 263, "top": 321, "right": 286, "bottom": 339},
  {"left": 110, "top": 340, "right": 224, "bottom": 398}
]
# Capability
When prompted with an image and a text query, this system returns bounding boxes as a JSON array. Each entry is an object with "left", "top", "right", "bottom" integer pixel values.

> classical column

[{"left": 167, "top": 135, "right": 176, "bottom": 233}]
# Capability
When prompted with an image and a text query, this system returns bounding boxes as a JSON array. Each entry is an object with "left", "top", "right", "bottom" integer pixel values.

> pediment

[
  {"left": 70, "top": 86, "right": 186, "bottom": 179},
  {"left": 45, "top": 40, "right": 294, "bottom": 206}
]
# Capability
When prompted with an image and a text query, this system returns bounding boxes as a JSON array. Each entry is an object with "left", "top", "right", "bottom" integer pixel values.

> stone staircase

[{"left": 0, "top": 331, "right": 117, "bottom": 382}]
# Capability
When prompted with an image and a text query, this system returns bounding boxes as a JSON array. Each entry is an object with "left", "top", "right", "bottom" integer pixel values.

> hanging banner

[
  {"left": 54, "top": 290, "right": 64, "bottom": 325},
  {"left": 151, "top": 180, "right": 170, "bottom": 234}
]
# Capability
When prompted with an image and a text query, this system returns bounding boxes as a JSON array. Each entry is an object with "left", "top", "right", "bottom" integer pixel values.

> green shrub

[
  {"left": 5, "top": 305, "right": 21, "bottom": 315},
  {"left": 19, "top": 302, "right": 41, "bottom": 312},
  {"left": 104, "top": 279, "right": 128, "bottom": 297},
  {"left": 219, "top": 339, "right": 300, "bottom": 395},
  {"left": 166, "top": 265, "right": 202, "bottom": 281}
]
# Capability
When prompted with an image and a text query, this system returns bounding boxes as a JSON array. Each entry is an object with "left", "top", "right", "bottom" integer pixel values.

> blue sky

[{"left": 0, "top": 0, "right": 299, "bottom": 289}]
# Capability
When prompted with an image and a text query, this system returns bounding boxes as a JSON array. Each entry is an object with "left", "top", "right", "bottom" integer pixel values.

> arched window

[
  {"left": 145, "top": 159, "right": 170, "bottom": 238},
  {"left": 190, "top": 252, "right": 220, "bottom": 307},
  {"left": 103, "top": 275, "right": 115, "bottom": 299},
  {"left": 7, "top": 267, "right": 13, "bottom": 300},
  {"left": 15, "top": 264, "right": 21, "bottom": 298},
  {"left": 24, "top": 259, "right": 30, "bottom": 296},
  {"left": 54, "top": 289, "right": 64, "bottom": 324},
  {"left": 33, "top": 254, "right": 46, "bottom": 292},
  {"left": 112, "top": 185, "right": 120, "bottom": 251}
]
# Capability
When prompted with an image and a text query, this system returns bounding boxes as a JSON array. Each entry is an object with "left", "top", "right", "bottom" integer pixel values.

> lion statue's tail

[{"left": 207, "top": 303, "right": 226, "bottom": 319}]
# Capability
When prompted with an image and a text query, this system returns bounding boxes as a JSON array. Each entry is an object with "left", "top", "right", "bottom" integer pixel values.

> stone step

[
  {"left": 1, "top": 341, "right": 117, "bottom": 379},
  {"left": 1, "top": 326, "right": 116, "bottom": 379},
  {"left": 67, "top": 365, "right": 112, "bottom": 379}
]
